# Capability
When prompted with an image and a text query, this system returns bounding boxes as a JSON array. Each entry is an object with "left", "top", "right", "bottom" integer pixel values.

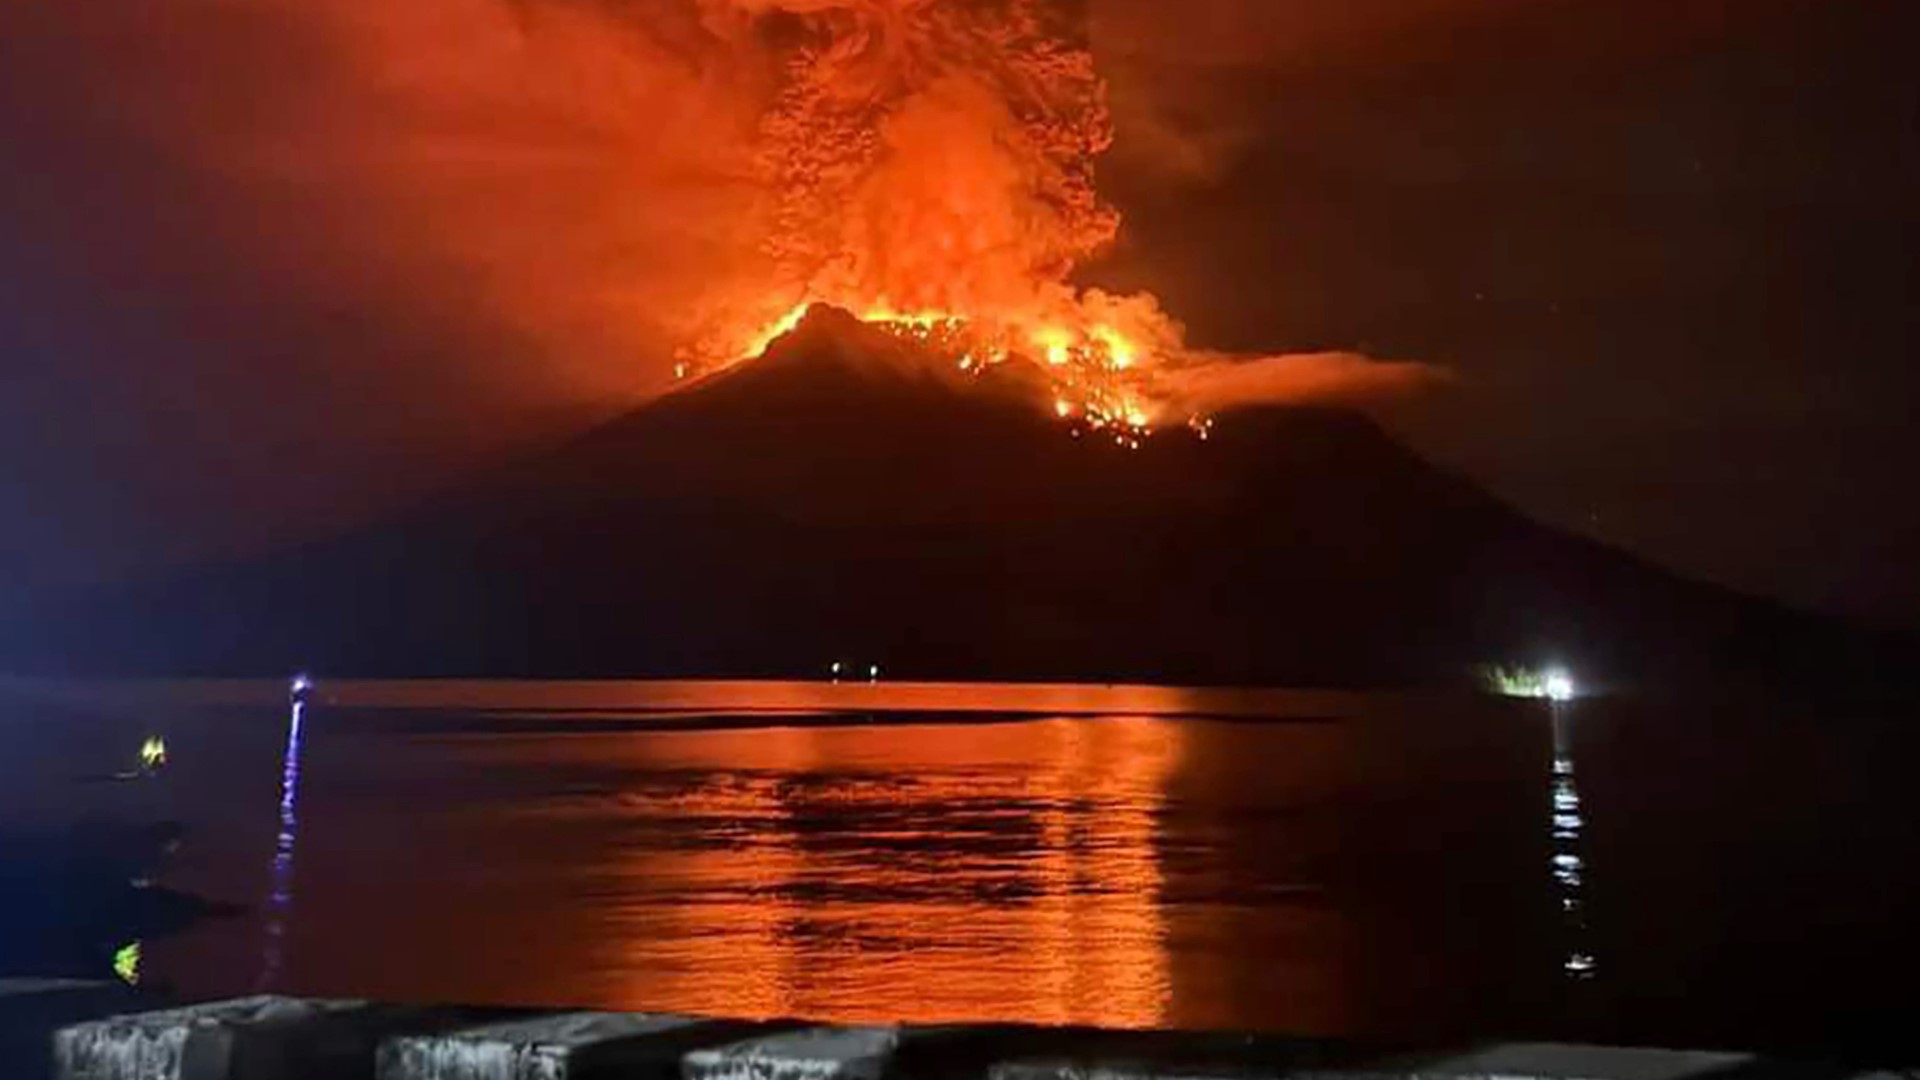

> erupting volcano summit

[
  {"left": 701, "top": 301, "right": 1173, "bottom": 448},
  {"left": 669, "top": 0, "right": 1435, "bottom": 427}
]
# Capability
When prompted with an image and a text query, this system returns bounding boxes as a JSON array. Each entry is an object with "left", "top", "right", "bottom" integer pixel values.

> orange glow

[
  {"left": 740, "top": 303, "right": 813, "bottom": 364},
  {"left": 1035, "top": 328, "right": 1075, "bottom": 367},
  {"left": 1094, "top": 326, "right": 1136, "bottom": 370},
  {"left": 595, "top": 718, "right": 1183, "bottom": 1028}
]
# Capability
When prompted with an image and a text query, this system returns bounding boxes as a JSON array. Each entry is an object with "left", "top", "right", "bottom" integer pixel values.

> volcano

[{"left": 8, "top": 308, "right": 1896, "bottom": 690}]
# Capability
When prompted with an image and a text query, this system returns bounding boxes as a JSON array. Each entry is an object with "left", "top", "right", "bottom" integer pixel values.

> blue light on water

[{"left": 258, "top": 696, "right": 305, "bottom": 989}]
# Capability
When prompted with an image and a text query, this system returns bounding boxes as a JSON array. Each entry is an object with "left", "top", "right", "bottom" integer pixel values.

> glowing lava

[{"left": 721, "top": 301, "right": 1167, "bottom": 445}]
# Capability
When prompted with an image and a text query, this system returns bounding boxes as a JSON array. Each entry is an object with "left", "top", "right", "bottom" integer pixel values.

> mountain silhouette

[{"left": 8, "top": 307, "right": 1902, "bottom": 691}]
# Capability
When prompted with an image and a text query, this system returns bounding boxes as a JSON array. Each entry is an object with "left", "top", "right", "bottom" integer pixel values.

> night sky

[{"left": 3, "top": 0, "right": 1916, "bottom": 625}]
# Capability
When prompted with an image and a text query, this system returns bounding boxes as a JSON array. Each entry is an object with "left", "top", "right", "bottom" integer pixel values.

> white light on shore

[
  {"left": 1479, "top": 662, "right": 1580, "bottom": 702},
  {"left": 1544, "top": 670, "right": 1576, "bottom": 704}
]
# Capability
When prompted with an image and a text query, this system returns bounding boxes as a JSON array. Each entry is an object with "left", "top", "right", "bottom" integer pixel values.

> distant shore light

[
  {"left": 1479, "top": 662, "right": 1580, "bottom": 702},
  {"left": 1544, "top": 669, "right": 1577, "bottom": 703}
]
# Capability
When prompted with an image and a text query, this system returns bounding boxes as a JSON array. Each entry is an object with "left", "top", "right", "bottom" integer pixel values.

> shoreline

[{"left": 19, "top": 991, "right": 1905, "bottom": 1080}]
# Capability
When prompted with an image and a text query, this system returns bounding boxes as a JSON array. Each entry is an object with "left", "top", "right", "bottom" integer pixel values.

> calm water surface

[{"left": 3, "top": 679, "right": 1914, "bottom": 1051}]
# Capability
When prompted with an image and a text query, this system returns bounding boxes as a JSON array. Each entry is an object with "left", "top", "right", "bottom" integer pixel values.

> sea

[{"left": 2, "top": 678, "right": 1914, "bottom": 1054}]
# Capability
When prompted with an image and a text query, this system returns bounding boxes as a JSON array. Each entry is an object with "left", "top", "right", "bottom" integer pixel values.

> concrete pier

[
  {"left": 683, "top": 1026, "right": 902, "bottom": 1080},
  {"left": 374, "top": 1012, "right": 805, "bottom": 1080},
  {"left": 50, "top": 996, "right": 503, "bottom": 1080},
  {"left": 33, "top": 995, "right": 1911, "bottom": 1080}
]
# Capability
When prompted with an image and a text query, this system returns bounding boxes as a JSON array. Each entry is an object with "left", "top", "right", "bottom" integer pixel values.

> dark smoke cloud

[
  {"left": 5, "top": 0, "right": 768, "bottom": 395},
  {"left": 0, "top": 0, "right": 775, "bottom": 587},
  {"left": 1089, "top": 0, "right": 1736, "bottom": 184},
  {"left": 1166, "top": 351, "right": 1448, "bottom": 416}
]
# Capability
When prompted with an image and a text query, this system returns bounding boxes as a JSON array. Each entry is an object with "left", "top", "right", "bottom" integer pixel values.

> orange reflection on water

[{"left": 590, "top": 718, "right": 1184, "bottom": 1028}]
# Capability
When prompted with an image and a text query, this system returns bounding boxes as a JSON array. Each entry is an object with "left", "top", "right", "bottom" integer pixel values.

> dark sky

[
  {"left": 3, "top": 0, "right": 1916, "bottom": 625},
  {"left": 1087, "top": 0, "right": 1920, "bottom": 624}
]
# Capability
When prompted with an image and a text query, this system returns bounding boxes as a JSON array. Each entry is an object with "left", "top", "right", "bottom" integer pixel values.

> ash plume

[{"left": 681, "top": 0, "right": 1127, "bottom": 360}]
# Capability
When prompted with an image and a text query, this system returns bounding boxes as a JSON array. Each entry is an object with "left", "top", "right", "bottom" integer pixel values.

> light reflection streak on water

[
  {"left": 593, "top": 717, "right": 1180, "bottom": 1028},
  {"left": 258, "top": 697, "right": 305, "bottom": 989},
  {"left": 1550, "top": 706, "right": 1594, "bottom": 980}
]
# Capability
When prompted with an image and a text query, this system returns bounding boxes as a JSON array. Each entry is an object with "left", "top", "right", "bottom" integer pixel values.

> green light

[
  {"left": 112, "top": 941, "right": 141, "bottom": 986},
  {"left": 139, "top": 736, "right": 168, "bottom": 771},
  {"left": 1477, "top": 663, "right": 1576, "bottom": 701}
]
